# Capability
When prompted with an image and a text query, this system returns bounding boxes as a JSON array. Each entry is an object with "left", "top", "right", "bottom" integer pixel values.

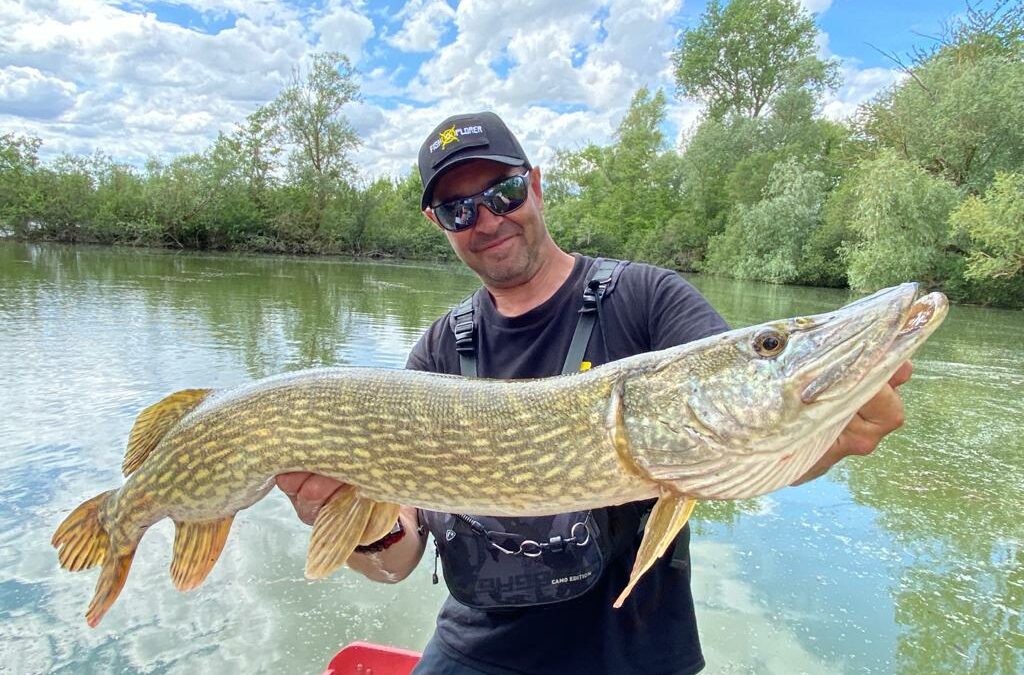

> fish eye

[{"left": 753, "top": 329, "right": 787, "bottom": 357}]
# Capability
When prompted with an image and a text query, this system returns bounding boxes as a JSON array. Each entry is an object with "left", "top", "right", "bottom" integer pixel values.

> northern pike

[{"left": 53, "top": 282, "right": 947, "bottom": 626}]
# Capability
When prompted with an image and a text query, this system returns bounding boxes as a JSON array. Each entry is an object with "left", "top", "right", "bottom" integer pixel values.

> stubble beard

[
  {"left": 470, "top": 241, "right": 538, "bottom": 288},
  {"left": 463, "top": 220, "right": 541, "bottom": 288}
]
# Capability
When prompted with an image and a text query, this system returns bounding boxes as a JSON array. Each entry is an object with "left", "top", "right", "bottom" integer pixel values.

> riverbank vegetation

[{"left": 1, "top": 1, "right": 1021, "bottom": 306}]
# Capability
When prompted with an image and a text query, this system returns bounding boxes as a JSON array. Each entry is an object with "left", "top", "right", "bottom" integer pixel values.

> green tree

[
  {"left": 144, "top": 154, "right": 203, "bottom": 247},
  {"left": 674, "top": 87, "right": 852, "bottom": 272},
  {"left": 948, "top": 171, "right": 1024, "bottom": 306},
  {"left": 675, "top": 116, "right": 759, "bottom": 252},
  {"left": 32, "top": 155, "right": 97, "bottom": 241},
  {"left": 233, "top": 105, "right": 283, "bottom": 212},
  {"left": 704, "top": 158, "right": 827, "bottom": 283},
  {"left": 858, "top": 2, "right": 1024, "bottom": 191},
  {"left": 91, "top": 157, "right": 154, "bottom": 244},
  {"left": 951, "top": 171, "right": 1024, "bottom": 280},
  {"left": 545, "top": 88, "right": 686, "bottom": 262},
  {"left": 840, "top": 150, "right": 962, "bottom": 291},
  {"left": 0, "top": 133, "right": 42, "bottom": 236},
  {"left": 544, "top": 143, "right": 621, "bottom": 254},
  {"left": 202, "top": 133, "right": 266, "bottom": 248},
  {"left": 801, "top": 174, "right": 858, "bottom": 287},
  {"left": 361, "top": 170, "right": 451, "bottom": 259},
  {"left": 672, "top": 0, "right": 837, "bottom": 119},
  {"left": 271, "top": 52, "right": 361, "bottom": 230}
]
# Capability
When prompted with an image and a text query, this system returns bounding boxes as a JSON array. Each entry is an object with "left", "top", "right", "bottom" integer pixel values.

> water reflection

[
  {"left": 1, "top": 242, "right": 1021, "bottom": 674},
  {"left": 687, "top": 273, "right": 1024, "bottom": 674}
]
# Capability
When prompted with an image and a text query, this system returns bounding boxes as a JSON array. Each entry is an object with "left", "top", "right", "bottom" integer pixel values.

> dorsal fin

[{"left": 123, "top": 389, "right": 213, "bottom": 476}]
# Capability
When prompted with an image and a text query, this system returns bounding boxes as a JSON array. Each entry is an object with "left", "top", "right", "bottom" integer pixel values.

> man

[{"left": 277, "top": 111, "right": 911, "bottom": 674}]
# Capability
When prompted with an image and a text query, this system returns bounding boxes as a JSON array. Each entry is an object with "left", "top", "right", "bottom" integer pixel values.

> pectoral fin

[
  {"left": 360, "top": 502, "right": 402, "bottom": 546},
  {"left": 170, "top": 516, "right": 235, "bottom": 591},
  {"left": 306, "top": 486, "right": 400, "bottom": 579},
  {"left": 613, "top": 492, "right": 697, "bottom": 608}
]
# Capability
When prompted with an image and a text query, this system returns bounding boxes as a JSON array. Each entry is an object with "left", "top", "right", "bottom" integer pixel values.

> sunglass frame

[{"left": 433, "top": 172, "right": 530, "bottom": 232}]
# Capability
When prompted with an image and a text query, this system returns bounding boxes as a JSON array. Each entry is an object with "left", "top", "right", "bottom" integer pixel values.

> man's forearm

[{"left": 346, "top": 506, "right": 426, "bottom": 583}]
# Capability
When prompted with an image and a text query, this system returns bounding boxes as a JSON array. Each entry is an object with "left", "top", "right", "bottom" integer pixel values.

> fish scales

[
  {"left": 52, "top": 283, "right": 948, "bottom": 626},
  {"left": 118, "top": 368, "right": 649, "bottom": 524}
]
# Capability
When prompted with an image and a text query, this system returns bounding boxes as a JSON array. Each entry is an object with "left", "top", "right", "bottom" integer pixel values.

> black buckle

[
  {"left": 454, "top": 319, "right": 474, "bottom": 354},
  {"left": 580, "top": 278, "right": 609, "bottom": 314}
]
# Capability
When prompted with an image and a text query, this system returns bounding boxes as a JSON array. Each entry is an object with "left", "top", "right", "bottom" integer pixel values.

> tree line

[{"left": 1, "top": 1, "right": 1022, "bottom": 307}]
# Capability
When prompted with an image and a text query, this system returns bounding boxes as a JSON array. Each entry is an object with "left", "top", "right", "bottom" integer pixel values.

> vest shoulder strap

[
  {"left": 450, "top": 293, "right": 477, "bottom": 377},
  {"left": 448, "top": 258, "right": 626, "bottom": 377},
  {"left": 561, "top": 257, "right": 623, "bottom": 375}
]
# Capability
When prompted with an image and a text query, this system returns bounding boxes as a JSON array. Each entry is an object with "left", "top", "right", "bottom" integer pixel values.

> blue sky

[{"left": 0, "top": 0, "right": 974, "bottom": 179}]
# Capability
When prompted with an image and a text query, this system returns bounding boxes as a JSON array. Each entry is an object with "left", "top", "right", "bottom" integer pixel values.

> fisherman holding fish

[{"left": 276, "top": 112, "right": 914, "bottom": 675}]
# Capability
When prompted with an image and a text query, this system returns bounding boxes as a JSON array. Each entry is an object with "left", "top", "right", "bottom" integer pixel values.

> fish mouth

[
  {"left": 895, "top": 291, "right": 947, "bottom": 340},
  {"left": 635, "top": 284, "right": 948, "bottom": 502},
  {"left": 797, "top": 284, "right": 947, "bottom": 405}
]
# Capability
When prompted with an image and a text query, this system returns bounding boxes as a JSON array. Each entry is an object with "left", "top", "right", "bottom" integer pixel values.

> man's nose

[{"left": 472, "top": 204, "right": 503, "bottom": 233}]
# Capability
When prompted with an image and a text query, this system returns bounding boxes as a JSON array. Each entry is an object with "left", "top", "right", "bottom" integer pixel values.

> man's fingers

[
  {"left": 889, "top": 361, "right": 913, "bottom": 389},
  {"left": 276, "top": 473, "right": 347, "bottom": 525},
  {"left": 296, "top": 474, "right": 345, "bottom": 505},
  {"left": 856, "top": 383, "right": 906, "bottom": 433},
  {"left": 276, "top": 472, "right": 310, "bottom": 496}
]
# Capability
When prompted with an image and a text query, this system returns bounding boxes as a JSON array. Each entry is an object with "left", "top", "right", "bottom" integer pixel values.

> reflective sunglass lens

[
  {"left": 436, "top": 201, "right": 475, "bottom": 231},
  {"left": 485, "top": 176, "right": 527, "bottom": 214},
  {"left": 452, "top": 202, "right": 476, "bottom": 229},
  {"left": 434, "top": 173, "right": 529, "bottom": 231}
]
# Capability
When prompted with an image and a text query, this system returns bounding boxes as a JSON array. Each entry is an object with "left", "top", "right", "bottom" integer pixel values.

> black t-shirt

[{"left": 406, "top": 254, "right": 729, "bottom": 675}]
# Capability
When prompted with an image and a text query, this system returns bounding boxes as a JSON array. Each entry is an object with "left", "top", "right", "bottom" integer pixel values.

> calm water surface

[{"left": 1, "top": 242, "right": 1021, "bottom": 674}]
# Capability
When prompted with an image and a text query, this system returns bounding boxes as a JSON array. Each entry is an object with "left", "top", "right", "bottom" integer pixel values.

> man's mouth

[{"left": 474, "top": 234, "right": 516, "bottom": 253}]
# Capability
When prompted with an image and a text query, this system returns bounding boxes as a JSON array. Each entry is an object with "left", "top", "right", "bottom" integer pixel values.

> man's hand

[
  {"left": 276, "top": 472, "right": 427, "bottom": 583},
  {"left": 276, "top": 472, "right": 346, "bottom": 525},
  {"left": 792, "top": 361, "right": 913, "bottom": 486}
]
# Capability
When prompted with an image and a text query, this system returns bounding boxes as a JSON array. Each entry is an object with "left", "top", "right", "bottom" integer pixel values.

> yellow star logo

[{"left": 439, "top": 125, "right": 458, "bottom": 150}]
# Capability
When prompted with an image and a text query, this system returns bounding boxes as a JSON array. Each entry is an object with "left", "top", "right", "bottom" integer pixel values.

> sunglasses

[{"left": 432, "top": 172, "right": 530, "bottom": 232}]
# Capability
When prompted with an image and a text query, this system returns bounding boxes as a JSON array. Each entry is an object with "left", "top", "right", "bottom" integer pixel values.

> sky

[{"left": 0, "top": 0, "right": 971, "bottom": 181}]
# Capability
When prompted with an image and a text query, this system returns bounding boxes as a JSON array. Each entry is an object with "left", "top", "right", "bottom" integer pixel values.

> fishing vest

[{"left": 422, "top": 258, "right": 626, "bottom": 610}]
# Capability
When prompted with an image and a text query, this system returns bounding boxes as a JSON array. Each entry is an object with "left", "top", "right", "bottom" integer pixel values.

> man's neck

[{"left": 486, "top": 248, "right": 576, "bottom": 317}]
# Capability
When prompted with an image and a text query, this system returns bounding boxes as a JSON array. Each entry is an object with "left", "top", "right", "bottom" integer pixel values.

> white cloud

[
  {"left": 311, "top": 1, "right": 376, "bottom": 63},
  {"left": 405, "top": 0, "right": 602, "bottom": 107},
  {"left": 0, "top": 67, "right": 77, "bottom": 119},
  {"left": 822, "top": 64, "right": 904, "bottom": 120},
  {"left": 351, "top": 0, "right": 689, "bottom": 179},
  {"left": 0, "top": 0, "right": 307, "bottom": 165},
  {"left": 387, "top": 0, "right": 455, "bottom": 52},
  {"left": 798, "top": 0, "right": 833, "bottom": 15},
  {"left": 0, "top": 0, "right": 925, "bottom": 180}
]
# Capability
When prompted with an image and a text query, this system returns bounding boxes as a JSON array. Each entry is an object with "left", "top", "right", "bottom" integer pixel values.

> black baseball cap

[{"left": 418, "top": 111, "right": 531, "bottom": 210}]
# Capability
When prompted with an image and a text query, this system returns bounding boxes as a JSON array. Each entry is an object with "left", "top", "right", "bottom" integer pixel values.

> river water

[{"left": 1, "top": 242, "right": 1021, "bottom": 674}]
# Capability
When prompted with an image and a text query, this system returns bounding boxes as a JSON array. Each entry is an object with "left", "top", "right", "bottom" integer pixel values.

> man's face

[{"left": 426, "top": 159, "right": 547, "bottom": 289}]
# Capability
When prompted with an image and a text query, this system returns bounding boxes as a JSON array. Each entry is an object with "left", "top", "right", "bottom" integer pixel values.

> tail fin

[
  {"left": 52, "top": 490, "right": 114, "bottom": 572},
  {"left": 86, "top": 549, "right": 135, "bottom": 628},
  {"left": 52, "top": 490, "right": 136, "bottom": 627}
]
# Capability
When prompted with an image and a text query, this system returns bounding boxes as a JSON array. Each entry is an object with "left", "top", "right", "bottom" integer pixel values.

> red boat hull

[{"left": 324, "top": 641, "right": 422, "bottom": 675}]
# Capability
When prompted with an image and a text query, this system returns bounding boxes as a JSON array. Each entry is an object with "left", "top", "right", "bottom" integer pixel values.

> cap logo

[
  {"left": 429, "top": 123, "right": 486, "bottom": 154},
  {"left": 438, "top": 124, "right": 459, "bottom": 150}
]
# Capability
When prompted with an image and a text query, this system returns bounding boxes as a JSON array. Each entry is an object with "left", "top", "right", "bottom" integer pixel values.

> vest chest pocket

[{"left": 425, "top": 511, "right": 608, "bottom": 610}]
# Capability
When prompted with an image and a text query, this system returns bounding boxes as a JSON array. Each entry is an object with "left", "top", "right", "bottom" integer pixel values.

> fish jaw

[{"left": 620, "top": 283, "right": 948, "bottom": 500}]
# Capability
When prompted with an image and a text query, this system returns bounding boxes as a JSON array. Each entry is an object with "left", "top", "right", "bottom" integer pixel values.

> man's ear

[
  {"left": 530, "top": 166, "right": 543, "bottom": 208},
  {"left": 423, "top": 207, "right": 443, "bottom": 230}
]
